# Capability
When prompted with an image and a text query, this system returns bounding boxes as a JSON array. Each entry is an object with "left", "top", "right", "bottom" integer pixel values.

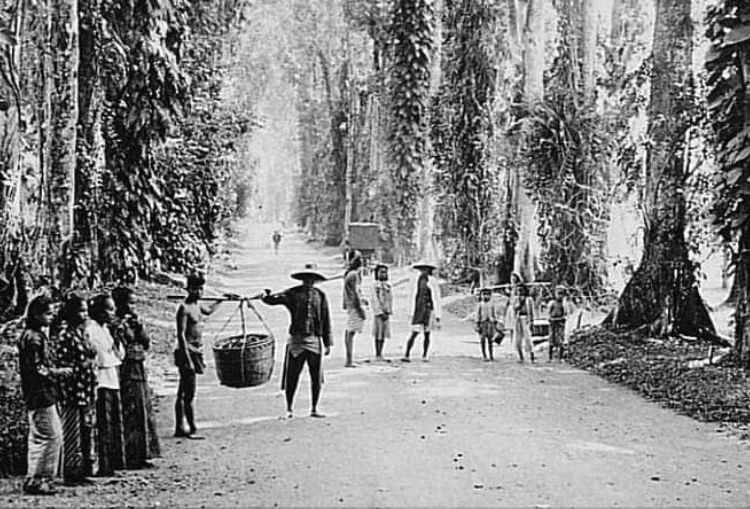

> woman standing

[
  {"left": 88, "top": 294, "right": 126, "bottom": 476},
  {"left": 112, "top": 286, "right": 160, "bottom": 469},
  {"left": 55, "top": 293, "right": 98, "bottom": 484},
  {"left": 18, "top": 295, "right": 72, "bottom": 495}
]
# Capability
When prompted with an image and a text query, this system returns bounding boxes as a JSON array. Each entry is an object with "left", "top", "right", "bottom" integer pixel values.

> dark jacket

[
  {"left": 263, "top": 285, "right": 332, "bottom": 347},
  {"left": 18, "top": 329, "right": 59, "bottom": 410}
]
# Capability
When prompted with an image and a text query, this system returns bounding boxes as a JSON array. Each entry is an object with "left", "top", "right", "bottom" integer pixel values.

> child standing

[
  {"left": 18, "top": 295, "right": 72, "bottom": 495},
  {"left": 370, "top": 263, "right": 393, "bottom": 361},
  {"left": 547, "top": 285, "right": 568, "bottom": 361},
  {"left": 475, "top": 288, "right": 497, "bottom": 361}
]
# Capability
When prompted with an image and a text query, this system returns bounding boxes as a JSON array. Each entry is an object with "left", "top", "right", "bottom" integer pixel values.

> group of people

[
  {"left": 473, "top": 273, "right": 574, "bottom": 363},
  {"left": 341, "top": 251, "right": 443, "bottom": 366},
  {"left": 249, "top": 252, "right": 443, "bottom": 419},
  {"left": 18, "top": 288, "right": 158, "bottom": 495}
]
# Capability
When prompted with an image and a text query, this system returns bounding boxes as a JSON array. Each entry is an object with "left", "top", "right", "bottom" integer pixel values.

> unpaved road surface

[{"left": 3, "top": 223, "right": 750, "bottom": 507}]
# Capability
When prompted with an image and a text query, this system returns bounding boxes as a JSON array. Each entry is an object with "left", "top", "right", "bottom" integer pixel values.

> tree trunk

[
  {"left": 610, "top": 0, "right": 714, "bottom": 337},
  {"left": 581, "top": 0, "right": 596, "bottom": 101},
  {"left": 734, "top": 228, "right": 750, "bottom": 362},
  {"left": 75, "top": 0, "right": 102, "bottom": 288},
  {"left": 48, "top": 0, "right": 79, "bottom": 287},
  {"left": 514, "top": 0, "right": 544, "bottom": 282}
]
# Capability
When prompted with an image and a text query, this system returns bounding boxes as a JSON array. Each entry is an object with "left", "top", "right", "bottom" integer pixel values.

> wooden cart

[{"left": 347, "top": 222, "right": 381, "bottom": 266}]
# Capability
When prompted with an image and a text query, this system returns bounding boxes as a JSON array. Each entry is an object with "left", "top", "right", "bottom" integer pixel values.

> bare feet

[
  {"left": 400, "top": 357, "right": 411, "bottom": 363},
  {"left": 310, "top": 411, "right": 326, "bottom": 418},
  {"left": 344, "top": 362, "right": 358, "bottom": 368}
]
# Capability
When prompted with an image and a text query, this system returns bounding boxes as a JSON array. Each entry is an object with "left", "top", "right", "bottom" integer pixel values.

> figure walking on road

[
  {"left": 370, "top": 263, "right": 393, "bottom": 361},
  {"left": 475, "top": 288, "right": 498, "bottom": 361},
  {"left": 262, "top": 263, "right": 332, "bottom": 419},
  {"left": 402, "top": 261, "right": 442, "bottom": 362},
  {"left": 272, "top": 230, "right": 282, "bottom": 254},
  {"left": 343, "top": 250, "right": 367, "bottom": 367},
  {"left": 174, "top": 272, "right": 222, "bottom": 439}
]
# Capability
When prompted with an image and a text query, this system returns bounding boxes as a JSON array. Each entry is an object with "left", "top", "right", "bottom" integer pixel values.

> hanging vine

[
  {"left": 522, "top": 0, "right": 611, "bottom": 297},
  {"left": 432, "top": 0, "right": 498, "bottom": 280}
]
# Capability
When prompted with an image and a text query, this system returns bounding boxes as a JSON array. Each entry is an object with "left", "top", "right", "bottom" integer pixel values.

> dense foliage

[
  {"left": 432, "top": 0, "right": 498, "bottom": 280},
  {"left": 388, "top": 0, "right": 433, "bottom": 259},
  {"left": 706, "top": 1, "right": 750, "bottom": 362}
]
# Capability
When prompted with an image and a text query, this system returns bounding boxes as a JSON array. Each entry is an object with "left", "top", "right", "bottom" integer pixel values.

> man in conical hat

[
  {"left": 261, "top": 263, "right": 332, "bottom": 419},
  {"left": 401, "top": 260, "right": 442, "bottom": 362}
]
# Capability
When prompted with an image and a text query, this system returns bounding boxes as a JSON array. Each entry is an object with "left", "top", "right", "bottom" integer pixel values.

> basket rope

[{"left": 212, "top": 298, "right": 276, "bottom": 388}]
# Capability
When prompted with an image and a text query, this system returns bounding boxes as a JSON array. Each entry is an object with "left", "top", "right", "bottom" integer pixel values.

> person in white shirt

[{"left": 87, "top": 294, "right": 125, "bottom": 476}]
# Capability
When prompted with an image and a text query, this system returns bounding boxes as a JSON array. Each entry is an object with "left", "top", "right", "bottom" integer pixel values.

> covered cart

[{"left": 346, "top": 222, "right": 381, "bottom": 266}]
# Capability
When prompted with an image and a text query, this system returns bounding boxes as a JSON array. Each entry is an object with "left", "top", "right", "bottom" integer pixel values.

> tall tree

[
  {"left": 433, "top": 0, "right": 498, "bottom": 279},
  {"left": 389, "top": 0, "right": 433, "bottom": 261},
  {"left": 73, "top": 0, "right": 103, "bottom": 288},
  {"left": 609, "top": 0, "right": 713, "bottom": 336},
  {"left": 48, "top": 0, "right": 78, "bottom": 285},
  {"left": 706, "top": 1, "right": 750, "bottom": 362},
  {"left": 514, "top": 0, "right": 544, "bottom": 281}
]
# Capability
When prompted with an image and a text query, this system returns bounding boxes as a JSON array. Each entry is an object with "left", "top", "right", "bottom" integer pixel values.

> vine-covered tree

[
  {"left": 706, "top": 1, "right": 750, "bottom": 362},
  {"left": 388, "top": 0, "right": 433, "bottom": 260},
  {"left": 433, "top": 0, "right": 498, "bottom": 280},
  {"left": 48, "top": 0, "right": 78, "bottom": 286},
  {"left": 609, "top": 0, "right": 714, "bottom": 337},
  {"left": 523, "top": 0, "right": 610, "bottom": 295}
]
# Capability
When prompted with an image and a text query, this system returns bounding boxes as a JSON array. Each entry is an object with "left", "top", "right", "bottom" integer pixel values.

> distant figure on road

[
  {"left": 174, "top": 272, "right": 222, "bottom": 439},
  {"left": 272, "top": 231, "right": 282, "bottom": 254},
  {"left": 402, "top": 261, "right": 442, "bottom": 362},
  {"left": 475, "top": 288, "right": 498, "bottom": 361},
  {"left": 261, "top": 263, "right": 332, "bottom": 419},
  {"left": 343, "top": 250, "right": 366, "bottom": 367},
  {"left": 370, "top": 263, "right": 393, "bottom": 361},
  {"left": 547, "top": 285, "right": 569, "bottom": 361}
]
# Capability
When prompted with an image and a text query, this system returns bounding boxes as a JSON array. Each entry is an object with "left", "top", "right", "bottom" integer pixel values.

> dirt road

[{"left": 3, "top": 223, "right": 750, "bottom": 507}]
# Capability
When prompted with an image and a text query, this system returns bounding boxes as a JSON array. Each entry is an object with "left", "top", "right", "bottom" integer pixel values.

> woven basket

[{"left": 212, "top": 333, "right": 275, "bottom": 388}]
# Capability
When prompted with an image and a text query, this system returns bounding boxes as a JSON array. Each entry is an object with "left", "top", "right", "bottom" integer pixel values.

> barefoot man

[
  {"left": 174, "top": 272, "right": 222, "bottom": 439},
  {"left": 261, "top": 263, "right": 332, "bottom": 418}
]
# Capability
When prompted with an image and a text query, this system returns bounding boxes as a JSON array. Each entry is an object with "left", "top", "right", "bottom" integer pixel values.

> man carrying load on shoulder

[{"left": 261, "top": 263, "right": 332, "bottom": 419}]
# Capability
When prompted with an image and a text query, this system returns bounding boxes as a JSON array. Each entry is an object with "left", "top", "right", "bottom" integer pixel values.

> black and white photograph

[{"left": 1, "top": 0, "right": 750, "bottom": 506}]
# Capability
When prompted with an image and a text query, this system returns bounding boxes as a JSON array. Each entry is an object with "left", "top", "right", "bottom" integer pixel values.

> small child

[
  {"left": 370, "top": 263, "right": 393, "bottom": 361},
  {"left": 474, "top": 288, "right": 497, "bottom": 361},
  {"left": 547, "top": 285, "right": 568, "bottom": 361}
]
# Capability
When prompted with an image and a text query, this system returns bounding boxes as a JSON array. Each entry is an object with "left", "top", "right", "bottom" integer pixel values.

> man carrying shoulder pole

[{"left": 260, "top": 263, "right": 332, "bottom": 419}]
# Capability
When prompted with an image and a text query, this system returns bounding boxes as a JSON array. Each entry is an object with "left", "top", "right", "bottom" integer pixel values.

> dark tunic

[
  {"left": 411, "top": 274, "right": 434, "bottom": 326},
  {"left": 18, "top": 329, "right": 59, "bottom": 410}
]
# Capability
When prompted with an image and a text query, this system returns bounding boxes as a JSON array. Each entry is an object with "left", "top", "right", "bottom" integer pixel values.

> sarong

[{"left": 96, "top": 388, "right": 125, "bottom": 475}]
